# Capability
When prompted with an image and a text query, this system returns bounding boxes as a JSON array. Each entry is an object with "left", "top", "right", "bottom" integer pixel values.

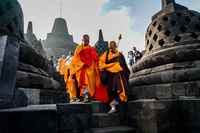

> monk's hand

[
  {"left": 69, "top": 75, "right": 72, "bottom": 80},
  {"left": 99, "top": 68, "right": 104, "bottom": 72},
  {"left": 70, "top": 74, "right": 76, "bottom": 80}
]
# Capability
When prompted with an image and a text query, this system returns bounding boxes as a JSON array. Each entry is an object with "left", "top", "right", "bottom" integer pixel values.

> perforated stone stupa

[
  {"left": 130, "top": 0, "right": 200, "bottom": 99},
  {"left": 127, "top": 1, "right": 200, "bottom": 133}
]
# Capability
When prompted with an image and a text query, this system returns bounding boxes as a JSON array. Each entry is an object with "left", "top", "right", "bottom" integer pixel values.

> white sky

[
  {"left": 18, "top": 0, "right": 145, "bottom": 55},
  {"left": 17, "top": 0, "right": 200, "bottom": 55}
]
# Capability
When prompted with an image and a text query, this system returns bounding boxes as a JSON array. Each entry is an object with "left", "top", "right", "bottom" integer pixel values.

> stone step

[
  {"left": 92, "top": 113, "right": 121, "bottom": 128},
  {"left": 62, "top": 101, "right": 109, "bottom": 113},
  {"left": 0, "top": 102, "right": 130, "bottom": 133},
  {"left": 92, "top": 126, "right": 135, "bottom": 133},
  {"left": 90, "top": 101, "right": 110, "bottom": 113},
  {"left": 0, "top": 104, "right": 58, "bottom": 133},
  {"left": 0, "top": 104, "right": 92, "bottom": 133}
]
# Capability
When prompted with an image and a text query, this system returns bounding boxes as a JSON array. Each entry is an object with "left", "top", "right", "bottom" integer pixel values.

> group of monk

[{"left": 57, "top": 34, "right": 130, "bottom": 113}]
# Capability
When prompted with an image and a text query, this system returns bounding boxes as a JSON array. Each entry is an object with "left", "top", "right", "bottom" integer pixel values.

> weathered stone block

[
  {"left": 128, "top": 99, "right": 178, "bottom": 133},
  {"left": 0, "top": 105, "right": 57, "bottom": 133},
  {"left": 92, "top": 113, "right": 120, "bottom": 128},
  {"left": 18, "top": 88, "right": 40, "bottom": 105},
  {"left": 16, "top": 71, "right": 60, "bottom": 89},
  {"left": 40, "top": 89, "right": 68, "bottom": 104},
  {"left": 0, "top": 36, "right": 7, "bottom": 77},
  {"left": 130, "top": 67, "right": 200, "bottom": 86},
  {"left": 129, "top": 81, "right": 200, "bottom": 99},
  {"left": 128, "top": 98, "right": 200, "bottom": 133},
  {"left": 92, "top": 126, "right": 135, "bottom": 133},
  {"left": 57, "top": 103, "right": 92, "bottom": 132},
  {"left": 19, "top": 43, "right": 50, "bottom": 71},
  {"left": 177, "top": 98, "right": 200, "bottom": 133},
  {"left": 132, "top": 43, "right": 200, "bottom": 72},
  {"left": 0, "top": 103, "right": 98, "bottom": 133},
  {"left": 91, "top": 101, "right": 109, "bottom": 113},
  {"left": 0, "top": 36, "right": 20, "bottom": 108}
]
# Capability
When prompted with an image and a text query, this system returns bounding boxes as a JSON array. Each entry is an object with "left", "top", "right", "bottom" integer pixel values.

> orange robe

[
  {"left": 99, "top": 50, "right": 128, "bottom": 102},
  {"left": 64, "top": 64, "right": 77, "bottom": 99},
  {"left": 57, "top": 57, "right": 67, "bottom": 75},
  {"left": 70, "top": 44, "right": 108, "bottom": 103},
  {"left": 57, "top": 57, "right": 77, "bottom": 100}
]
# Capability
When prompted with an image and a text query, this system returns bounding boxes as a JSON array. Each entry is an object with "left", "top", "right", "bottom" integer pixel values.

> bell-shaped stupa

[
  {"left": 130, "top": 0, "right": 200, "bottom": 99},
  {"left": 43, "top": 18, "right": 77, "bottom": 59}
]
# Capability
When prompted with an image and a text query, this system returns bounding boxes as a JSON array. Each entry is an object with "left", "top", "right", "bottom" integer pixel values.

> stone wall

[{"left": 128, "top": 98, "right": 200, "bottom": 133}]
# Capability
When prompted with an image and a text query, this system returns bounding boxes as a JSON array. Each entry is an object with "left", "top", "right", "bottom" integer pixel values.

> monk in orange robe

[
  {"left": 99, "top": 41, "right": 130, "bottom": 113},
  {"left": 57, "top": 55, "right": 77, "bottom": 103},
  {"left": 64, "top": 62, "right": 80, "bottom": 103},
  {"left": 70, "top": 34, "right": 108, "bottom": 103},
  {"left": 57, "top": 55, "right": 67, "bottom": 75}
]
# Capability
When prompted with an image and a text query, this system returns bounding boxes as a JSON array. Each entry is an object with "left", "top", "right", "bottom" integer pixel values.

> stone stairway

[
  {"left": 91, "top": 113, "right": 135, "bottom": 133},
  {"left": 92, "top": 126, "right": 135, "bottom": 133},
  {"left": 0, "top": 101, "right": 135, "bottom": 133},
  {"left": 92, "top": 113, "right": 121, "bottom": 128},
  {"left": 90, "top": 101, "right": 135, "bottom": 133}
]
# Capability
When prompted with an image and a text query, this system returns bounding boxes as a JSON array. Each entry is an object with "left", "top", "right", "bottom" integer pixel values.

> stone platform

[
  {"left": 128, "top": 98, "right": 200, "bottom": 133},
  {"left": 0, "top": 102, "right": 135, "bottom": 133}
]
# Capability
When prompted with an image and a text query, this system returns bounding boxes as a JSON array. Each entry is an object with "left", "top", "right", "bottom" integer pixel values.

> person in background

[
  {"left": 99, "top": 41, "right": 130, "bottom": 113},
  {"left": 132, "top": 46, "right": 142, "bottom": 63},
  {"left": 48, "top": 56, "right": 55, "bottom": 76},
  {"left": 128, "top": 50, "right": 134, "bottom": 67}
]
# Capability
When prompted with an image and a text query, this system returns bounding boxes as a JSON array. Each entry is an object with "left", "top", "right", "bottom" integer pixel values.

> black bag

[{"left": 101, "top": 69, "right": 108, "bottom": 85}]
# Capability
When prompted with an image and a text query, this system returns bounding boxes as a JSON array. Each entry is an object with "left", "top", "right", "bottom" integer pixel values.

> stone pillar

[
  {"left": 0, "top": 36, "right": 19, "bottom": 108},
  {"left": 0, "top": 36, "right": 7, "bottom": 77}
]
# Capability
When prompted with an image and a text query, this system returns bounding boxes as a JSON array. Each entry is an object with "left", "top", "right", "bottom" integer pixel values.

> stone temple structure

[
  {"left": 43, "top": 18, "right": 77, "bottom": 59},
  {"left": 95, "top": 29, "right": 108, "bottom": 55},
  {"left": 130, "top": 0, "right": 200, "bottom": 100},
  {"left": 0, "top": 0, "right": 24, "bottom": 108},
  {"left": 3, "top": 0, "right": 200, "bottom": 133},
  {"left": 25, "top": 21, "right": 46, "bottom": 58},
  {"left": 0, "top": 1, "right": 135, "bottom": 133},
  {"left": 0, "top": 0, "right": 67, "bottom": 107},
  {"left": 128, "top": 0, "right": 200, "bottom": 132}
]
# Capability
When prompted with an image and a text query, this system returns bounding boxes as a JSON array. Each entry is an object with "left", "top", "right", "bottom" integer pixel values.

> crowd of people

[
  {"left": 128, "top": 46, "right": 143, "bottom": 67},
  {"left": 57, "top": 34, "right": 130, "bottom": 113}
]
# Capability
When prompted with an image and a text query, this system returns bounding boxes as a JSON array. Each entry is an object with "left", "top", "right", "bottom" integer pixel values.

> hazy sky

[{"left": 18, "top": 0, "right": 200, "bottom": 54}]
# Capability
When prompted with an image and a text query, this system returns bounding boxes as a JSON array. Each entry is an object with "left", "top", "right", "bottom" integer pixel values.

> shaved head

[
  {"left": 109, "top": 41, "right": 117, "bottom": 52},
  {"left": 82, "top": 34, "right": 90, "bottom": 45}
]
